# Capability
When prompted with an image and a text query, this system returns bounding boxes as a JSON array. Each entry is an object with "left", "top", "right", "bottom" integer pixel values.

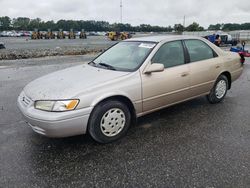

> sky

[{"left": 0, "top": 0, "right": 250, "bottom": 28}]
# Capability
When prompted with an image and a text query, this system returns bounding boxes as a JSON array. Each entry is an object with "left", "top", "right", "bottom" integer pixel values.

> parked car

[
  {"left": 0, "top": 42, "right": 5, "bottom": 49},
  {"left": 0, "top": 31, "right": 8, "bottom": 37},
  {"left": 0, "top": 31, "right": 22, "bottom": 37},
  {"left": 88, "top": 32, "right": 100, "bottom": 36},
  {"left": 20, "top": 31, "right": 32, "bottom": 37},
  {"left": 205, "top": 33, "right": 238, "bottom": 46},
  {"left": 17, "top": 35, "right": 244, "bottom": 143},
  {"left": 220, "top": 33, "right": 238, "bottom": 46}
]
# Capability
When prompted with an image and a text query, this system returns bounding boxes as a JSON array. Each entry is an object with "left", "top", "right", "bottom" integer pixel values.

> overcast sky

[{"left": 0, "top": 0, "right": 250, "bottom": 28}]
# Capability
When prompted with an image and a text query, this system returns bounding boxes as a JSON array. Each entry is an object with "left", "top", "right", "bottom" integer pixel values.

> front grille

[{"left": 20, "top": 92, "right": 32, "bottom": 107}]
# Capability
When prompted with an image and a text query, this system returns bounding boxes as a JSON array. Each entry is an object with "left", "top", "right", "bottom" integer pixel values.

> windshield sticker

[{"left": 139, "top": 43, "right": 156, "bottom": 49}]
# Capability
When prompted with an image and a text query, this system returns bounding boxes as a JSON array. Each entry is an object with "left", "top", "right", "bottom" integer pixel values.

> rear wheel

[
  {"left": 88, "top": 100, "right": 131, "bottom": 143},
  {"left": 207, "top": 75, "right": 228, "bottom": 104}
]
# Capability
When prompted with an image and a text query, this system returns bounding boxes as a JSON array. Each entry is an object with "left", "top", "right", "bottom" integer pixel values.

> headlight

[{"left": 34, "top": 99, "right": 79, "bottom": 112}]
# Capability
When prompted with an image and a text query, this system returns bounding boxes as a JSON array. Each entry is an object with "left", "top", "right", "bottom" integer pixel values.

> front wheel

[
  {"left": 207, "top": 75, "right": 228, "bottom": 104},
  {"left": 88, "top": 100, "right": 131, "bottom": 143}
]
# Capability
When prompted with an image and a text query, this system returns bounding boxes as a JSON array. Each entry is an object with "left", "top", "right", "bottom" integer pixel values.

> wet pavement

[{"left": 0, "top": 56, "right": 250, "bottom": 188}]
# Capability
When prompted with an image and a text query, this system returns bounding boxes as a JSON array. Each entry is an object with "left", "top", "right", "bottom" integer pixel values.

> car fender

[{"left": 90, "top": 91, "right": 133, "bottom": 108}]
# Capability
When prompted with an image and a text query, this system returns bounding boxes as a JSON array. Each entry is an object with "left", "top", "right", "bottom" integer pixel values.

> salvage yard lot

[
  {"left": 0, "top": 36, "right": 117, "bottom": 60},
  {"left": 0, "top": 36, "right": 114, "bottom": 50},
  {"left": 0, "top": 42, "right": 250, "bottom": 187}
]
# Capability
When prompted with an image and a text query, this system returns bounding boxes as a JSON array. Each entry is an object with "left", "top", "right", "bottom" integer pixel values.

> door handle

[
  {"left": 181, "top": 72, "right": 189, "bottom": 77},
  {"left": 216, "top": 65, "right": 220, "bottom": 69}
]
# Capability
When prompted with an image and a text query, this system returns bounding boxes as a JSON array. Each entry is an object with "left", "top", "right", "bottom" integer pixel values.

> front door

[{"left": 141, "top": 40, "right": 191, "bottom": 113}]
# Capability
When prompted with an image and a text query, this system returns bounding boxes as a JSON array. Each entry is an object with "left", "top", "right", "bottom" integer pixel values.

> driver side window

[{"left": 151, "top": 41, "right": 185, "bottom": 68}]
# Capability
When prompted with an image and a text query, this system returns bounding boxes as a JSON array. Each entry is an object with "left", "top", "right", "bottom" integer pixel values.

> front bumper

[{"left": 17, "top": 91, "right": 93, "bottom": 138}]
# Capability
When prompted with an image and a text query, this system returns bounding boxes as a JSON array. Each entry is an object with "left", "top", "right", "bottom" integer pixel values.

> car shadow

[
  {"left": 24, "top": 96, "right": 228, "bottom": 181},
  {"left": 28, "top": 96, "right": 212, "bottom": 152}
]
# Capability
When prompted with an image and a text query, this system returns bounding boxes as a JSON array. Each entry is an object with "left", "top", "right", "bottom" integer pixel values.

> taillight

[{"left": 239, "top": 53, "right": 245, "bottom": 64}]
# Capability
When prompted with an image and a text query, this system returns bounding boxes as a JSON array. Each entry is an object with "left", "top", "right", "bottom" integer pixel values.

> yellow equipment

[
  {"left": 79, "top": 29, "right": 87, "bottom": 39},
  {"left": 68, "top": 29, "right": 76, "bottom": 39},
  {"left": 45, "top": 29, "right": 55, "bottom": 39},
  {"left": 107, "top": 31, "right": 131, "bottom": 41},
  {"left": 31, "top": 29, "right": 43, "bottom": 40},
  {"left": 57, "top": 29, "right": 65, "bottom": 39}
]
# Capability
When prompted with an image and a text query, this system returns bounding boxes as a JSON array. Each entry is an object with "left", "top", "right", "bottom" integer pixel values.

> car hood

[{"left": 24, "top": 64, "right": 130, "bottom": 100}]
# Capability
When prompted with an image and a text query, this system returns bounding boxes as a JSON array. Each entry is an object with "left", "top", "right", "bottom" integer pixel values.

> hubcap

[
  {"left": 100, "top": 108, "right": 126, "bottom": 137},
  {"left": 215, "top": 80, "right": 227, "bottom": 99}
]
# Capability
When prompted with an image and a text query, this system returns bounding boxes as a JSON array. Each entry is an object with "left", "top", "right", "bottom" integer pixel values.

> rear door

[
  {"left": 141, "top": 40, "right": 191, "bottom": 112},
  {"left": 184, "top": 39, "right": 222, "bottom": 97}
]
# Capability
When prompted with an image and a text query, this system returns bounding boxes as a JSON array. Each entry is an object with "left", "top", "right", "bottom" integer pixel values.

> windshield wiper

[
  {"left": 98, "top": 63, "right": 116, "bottom": 70},
  {"left": 88, "top": 61, "right": 97, "bottom": 66}
]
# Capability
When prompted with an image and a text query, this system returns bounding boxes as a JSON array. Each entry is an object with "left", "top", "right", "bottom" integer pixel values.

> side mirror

[{"left": 144, "top": 63, "right": 164, "bottom": 74}]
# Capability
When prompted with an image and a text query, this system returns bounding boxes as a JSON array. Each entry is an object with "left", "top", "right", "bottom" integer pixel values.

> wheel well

[
  {"left": 221, "top": 71, "right": 232, "bottom": 89},
  {"left": 94, "top": 96, "right": 137, "bottom": 125}
]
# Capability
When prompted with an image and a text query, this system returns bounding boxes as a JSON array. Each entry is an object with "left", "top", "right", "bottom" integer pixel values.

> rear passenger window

[
  {"left": 152, "top": 41, "right": 185, "bottom": 68},
  {"left": 185, "top": 40, "right": 215, "bottom": 62}
]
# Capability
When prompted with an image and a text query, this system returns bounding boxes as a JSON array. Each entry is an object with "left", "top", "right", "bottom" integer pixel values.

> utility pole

[
  {"left": 120, "top": 0, "right": 123, "bottom": 23},
  {"left": 183, "top": 15, "right": 186, "bottom": 29}
]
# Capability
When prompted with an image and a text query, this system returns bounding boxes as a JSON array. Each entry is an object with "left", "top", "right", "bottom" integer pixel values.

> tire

[
  {"left": 207, "top": 75, "right": 228, "bottom": 104},
  {"left": 88, "top": 100, "right": 131, "bottom": 143}
]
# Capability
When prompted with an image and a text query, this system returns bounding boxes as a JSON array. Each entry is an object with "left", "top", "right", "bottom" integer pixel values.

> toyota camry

[{"left": 17, "top": 35, "right": 243, "bottom": 143}]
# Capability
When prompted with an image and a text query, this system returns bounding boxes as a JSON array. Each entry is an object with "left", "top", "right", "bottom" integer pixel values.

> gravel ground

[
  {"left": 0, "top": 35, "right": 247, "bottom": 60},
  {"left": 0, "top": 36, "right": 114, "bottom": 50},
  {"left": 0, "top": 36, "right": 116, "bottom": 60},
  {"left": 0, "top": 54, "right": 96, "bottom": 67}
]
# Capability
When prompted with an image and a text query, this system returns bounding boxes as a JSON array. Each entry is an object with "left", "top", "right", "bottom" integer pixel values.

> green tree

[
  {"left": 28, "top": 18, "right": 41, "bottom": 30},
  {"left": 12, "top": 17, "right": 30, "bottom": 30},
  {"left": 166, "top": 26, "right": 173, "bottom": 32},
  {"left": 222, "top": 23, "right": 240, "bottom": 31},
  {"left": 208, "top": 24, "right": 221, "bottom": 30},
  {"left": 174, "top": 24, "right": 184, "bottom": 33},
  {"left": 185, "top": 22, "right": 204, "bottom": 31},
  {"left": 0, "top": 16, "right": 11, "bottom": 30},
  {"left": 240, "top": 23, "right": 250, "bottom": 30}
]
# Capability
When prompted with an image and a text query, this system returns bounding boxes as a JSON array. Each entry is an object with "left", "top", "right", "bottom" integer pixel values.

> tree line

[
  {"left": 0, "top": 16, "right": 173, "bottom": 32},
  {"left": 208, "top": 23, "right": 250, "bottom": 31},
  {"left": 0, "top": 16, "right": 250, "bottom": 32}
]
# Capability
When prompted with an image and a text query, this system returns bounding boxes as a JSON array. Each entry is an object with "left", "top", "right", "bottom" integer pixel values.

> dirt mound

[{"left": 0, "top": 47, "right": 104, "bottom": 60}]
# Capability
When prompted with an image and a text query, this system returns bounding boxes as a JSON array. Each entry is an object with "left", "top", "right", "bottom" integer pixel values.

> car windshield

[{"left": 91, "top": 41, "right": 156, "bottom": 71}]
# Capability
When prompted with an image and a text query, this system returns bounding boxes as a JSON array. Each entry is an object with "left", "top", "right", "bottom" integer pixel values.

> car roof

[{"left": 126, "top": 35, "right": 202, "bottom": 43}]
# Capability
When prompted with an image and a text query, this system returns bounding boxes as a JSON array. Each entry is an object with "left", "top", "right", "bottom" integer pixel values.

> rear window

[{"left": 185, "top": 40, "right": 216, "bottom": 62}]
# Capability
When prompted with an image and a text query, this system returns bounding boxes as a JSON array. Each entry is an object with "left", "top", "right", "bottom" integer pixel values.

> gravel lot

[
  {"left": 0, "top": 51, "right": 250, "bottom": 187},
  {"left": 0, "top": 35, "right": 242, "bottom": 60},
  {"left": 0, "top": 36, "right": 114, "bottom": 50},
  {"left": 0, "top": 36, "right": 116, "bottom": 60}
]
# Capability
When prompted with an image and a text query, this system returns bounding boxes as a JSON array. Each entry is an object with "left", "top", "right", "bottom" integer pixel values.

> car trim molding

[
  {"left": 143, "top": 87, "right": 190, "bottom": 102},
  {"left": 138, "top": 92, "right": 209, "bottom": 117}
]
